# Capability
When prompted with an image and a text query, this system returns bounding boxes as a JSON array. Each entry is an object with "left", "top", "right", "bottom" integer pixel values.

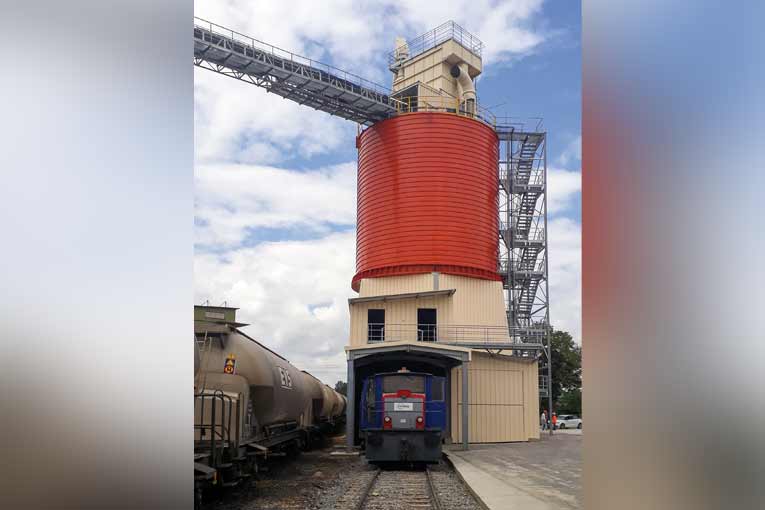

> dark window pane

[
  {"left": 382, "top": 374, "right": 425, "bottom": 393},
  {"left": 417, "top": 308, "right": 437, "bottom": 342},
  {"left": 367, "top": 309, "right": 385, "bottom": 342}
]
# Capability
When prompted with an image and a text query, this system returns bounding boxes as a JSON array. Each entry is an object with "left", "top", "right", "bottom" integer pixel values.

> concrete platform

[{"left": 444, "top": 432, "right": 581, "bottom": 510}]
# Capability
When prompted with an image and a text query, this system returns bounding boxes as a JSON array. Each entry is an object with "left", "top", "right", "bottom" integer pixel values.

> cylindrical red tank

[{"left": 353, "top": 112, "right": 500, "bottom": 291}]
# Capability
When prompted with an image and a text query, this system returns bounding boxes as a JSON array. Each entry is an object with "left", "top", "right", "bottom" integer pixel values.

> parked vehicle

[{"left": 555, "top": 414, "right": 582, "bottom": 429}]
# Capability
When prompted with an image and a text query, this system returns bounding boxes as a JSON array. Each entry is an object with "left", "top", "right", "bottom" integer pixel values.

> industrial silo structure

[
  {"left": 345, "top": 22, "right": 549, "bottom": 448},
  {"left": 192, "top": 17, "right": 551, "bottom": 451}
]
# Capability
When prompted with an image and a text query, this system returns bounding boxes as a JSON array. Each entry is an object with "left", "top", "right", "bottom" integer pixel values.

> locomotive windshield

[{"left": 382, "top": 374, "right": 425, "bottom": 393}]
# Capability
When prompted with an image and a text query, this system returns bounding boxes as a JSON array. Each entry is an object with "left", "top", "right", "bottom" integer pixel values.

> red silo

[{"left": 352, "top": 112, "right": 500, "bottom": 291}]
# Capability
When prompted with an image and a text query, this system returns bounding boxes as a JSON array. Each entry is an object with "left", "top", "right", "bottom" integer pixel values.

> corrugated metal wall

[
  {"left": 358, "top": 273, "right": 432, "bottom": 297},
  {"left": 450, "top": 352, "right": 539, "bottom": 443},
  {"left": 352, "top": 112, "right": 500, "bottom": 290},
  {"left": 349, "top": 274, "right": 508, "bottom": 346},
  {"left": 440, "top": 274, "right": 507, "bottom": 328},
  {"left": 392, "top": 40, "right": 482, "bottom": 96}
]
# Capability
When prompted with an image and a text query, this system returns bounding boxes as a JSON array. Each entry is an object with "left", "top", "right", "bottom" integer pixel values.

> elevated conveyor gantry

[{"left": 194, "top": 18, "right": 401, "bottom": 126}]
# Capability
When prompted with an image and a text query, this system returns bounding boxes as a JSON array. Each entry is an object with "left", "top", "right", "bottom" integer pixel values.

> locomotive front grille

[{"left": 384, "top": 397, "right": 423, "bottom": 430}]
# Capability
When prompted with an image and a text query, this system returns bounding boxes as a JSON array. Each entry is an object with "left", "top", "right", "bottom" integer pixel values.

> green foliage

[
  {"left": 542, "top": 330, "right": 582, "bottom": 412},
  {"left": 557, "top": 388, "right": 582, "bottom": 415},
  {"left": 334, "top": 380, "right": 347, "bottom": 396}
]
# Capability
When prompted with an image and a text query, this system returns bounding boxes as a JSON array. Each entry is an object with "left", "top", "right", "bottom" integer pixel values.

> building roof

[{"left": 348, "top": 289, "right": 455, "bottom": 305}]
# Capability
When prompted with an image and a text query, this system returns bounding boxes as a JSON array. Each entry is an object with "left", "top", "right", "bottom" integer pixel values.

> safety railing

[
  {"left": 499, "top": 221, "right": 546, "bottom": 242},
  {"left": 194, "top": 17, "right": 393, "bottom": 100},
  {"left": 499, "top": 165, "right": 545, "bottom": 187},
  {"left": 511, "top": 323, "right": 550, "bottom": 338},
  {"left": 194, "top": 389, "right": 241, "bottom": 467},
  {"left": 495, "top": 117, "right": 545, "bottom": 133},
  {"left": 498, "top": 255, "right": 546, "bottom": 275},
  {"left": 368, "top": 323, "right": 385, "bottom": 342},
  {"left": 392, "top": 95, "right": 496, "bottom": 127},
  {"left": 388, "top": 20, "right": 483, "bottom": 66},
  {"left": 365, "top": 323, "right": 523, "bottom": 345}
]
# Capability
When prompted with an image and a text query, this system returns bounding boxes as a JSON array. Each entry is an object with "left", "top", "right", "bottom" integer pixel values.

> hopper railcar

[
  {"left": 193, "top": 327, "right": 346, "bottom": 508},
  {"left": 360, "top": 371, "right": 446, "bottom": 463}
]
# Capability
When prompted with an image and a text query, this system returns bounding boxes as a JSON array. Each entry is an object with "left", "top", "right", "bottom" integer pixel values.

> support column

[
  {"left": 346, "top": 357, "right": 355, "bottom": 448},
  {"left": 461, "top": 360, "right": 469, "bottom": 450}
]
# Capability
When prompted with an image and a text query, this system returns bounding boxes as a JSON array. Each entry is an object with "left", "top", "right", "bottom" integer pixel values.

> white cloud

[
  {"left": 195, "top": 232, "right": 357, "bottom": 385},
  {"left": 193, "top": 0, "right": 581, "bottom": 378},
  {"left": 557, "top": 134, "right": 581, "bottom": 167},
  {"left": 395, "top": 0, "right": 546, "bottom": 65},
  {"left": 548, "top": 167, "right": 581, "bottom": 215},
  {"left": 548, "top": 217, "right": 582, "bottom": 344},
  {"left": 194, "top": 0, "right": 549, "bottom": 163},
  {"left": 195, "top": 162, "right": 357, "bottom": 248},
  {"left": 194, "top": 71, "right": 352, "bottom": 165}
]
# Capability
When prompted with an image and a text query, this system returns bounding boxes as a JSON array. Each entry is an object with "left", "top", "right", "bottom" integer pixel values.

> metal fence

[
  {"left": 366, "top": 323, "right": 522, "bottom": 345},
  {"left": 388, "top": 20, "right": 483, "bottom": 66},
  {"left": 194, "top": 16, "right": 393, "bottom": 100},
  {"left": 392, "top": 94, "right": 496, "bottom": 126}
]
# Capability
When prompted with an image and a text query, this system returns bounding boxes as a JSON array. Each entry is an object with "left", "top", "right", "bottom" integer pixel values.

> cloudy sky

[{"left": 194, "top": 0, "right": 581, "bottom": 385}]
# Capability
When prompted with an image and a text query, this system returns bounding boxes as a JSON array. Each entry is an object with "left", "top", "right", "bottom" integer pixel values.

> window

[
  {"left": 417, "top": 308, "right": 437, "bottom": 342},
  {"left": 382, "top": 374, "right": 425, "bottom": 393},
  {"left": 367, "top": 309, "right": 385, "bottom": 342}
]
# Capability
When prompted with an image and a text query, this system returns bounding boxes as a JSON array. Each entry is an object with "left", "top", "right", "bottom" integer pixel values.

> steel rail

[
  {"left": 354, "top": 468, "right": 381, "bottom": 510},
  {"left": 425, "top": 466, "right": 443, "bottom": 510}
]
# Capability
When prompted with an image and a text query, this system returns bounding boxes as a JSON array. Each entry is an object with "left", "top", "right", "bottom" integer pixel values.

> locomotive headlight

[
  {"left": 384, "top": 416, "right": 391, "bottom": 423},
  {"left": 416, "top": 416, "right": 423, "bottom": 423}
]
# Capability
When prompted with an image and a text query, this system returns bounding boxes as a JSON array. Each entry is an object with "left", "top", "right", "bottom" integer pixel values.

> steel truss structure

[
  {"left": 194, "top": 18, "right": 400, "bottom": 126},
  {"left": 496, "top": 123, "right": 551, "bottom": 398}
]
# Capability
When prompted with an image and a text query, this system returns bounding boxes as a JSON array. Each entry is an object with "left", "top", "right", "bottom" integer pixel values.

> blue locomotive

[{"left": 360, "top": 371, "right": 446, "bottom": 462}]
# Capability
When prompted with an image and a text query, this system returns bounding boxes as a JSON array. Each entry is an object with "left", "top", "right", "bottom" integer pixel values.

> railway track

[
  {"left": 331, "top": 464, "right": 481, "bottom": 510},
  {"left": 358, "top": 469, "right": 436, "bottom": 510}
]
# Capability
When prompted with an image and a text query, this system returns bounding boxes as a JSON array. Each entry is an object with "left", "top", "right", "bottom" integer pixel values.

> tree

[
  {"left": 543, "top": 330, "right": 582, "bottom": 411},
  {"left": 557, "top": 388, "right": 582, "bottom": 415},
  {"left": 334, "top": 380, "right": 347, "bottom": 396}
]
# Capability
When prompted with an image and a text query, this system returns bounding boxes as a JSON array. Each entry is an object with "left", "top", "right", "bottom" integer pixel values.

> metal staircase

[{"left": 497, "top": 124, "right": 550, "bottom": 383}]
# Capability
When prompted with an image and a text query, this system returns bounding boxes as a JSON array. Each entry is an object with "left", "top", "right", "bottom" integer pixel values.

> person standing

[
  {"left": 552, "top": 412, "right": 558, "bottom": 430},
  {"left": 540, "top": 409, "right": 548, "bottom": 431}
]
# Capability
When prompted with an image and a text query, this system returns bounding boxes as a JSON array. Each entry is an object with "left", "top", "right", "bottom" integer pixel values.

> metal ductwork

[{"left": 450, "top": 63, "right": 476, "bottom": 114}]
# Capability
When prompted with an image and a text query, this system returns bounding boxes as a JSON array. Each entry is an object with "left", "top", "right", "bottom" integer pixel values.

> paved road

[{"left": 446, "top": 433, "right": 581, "bottom": 509}]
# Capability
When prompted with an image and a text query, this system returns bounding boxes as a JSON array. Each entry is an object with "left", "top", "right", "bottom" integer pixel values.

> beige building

[{"left": 346, "top": 272, "right": 539, "bottom": 445}]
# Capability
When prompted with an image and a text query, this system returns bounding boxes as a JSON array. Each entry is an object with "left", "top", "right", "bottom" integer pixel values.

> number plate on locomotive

[{"left": 393, "top": 402, "right": 414, "bottom": 411}]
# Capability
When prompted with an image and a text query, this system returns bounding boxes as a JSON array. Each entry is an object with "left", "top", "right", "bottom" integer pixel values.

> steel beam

[
  {"left": 461, "top": 360, "right": 469, "bottom": 450},
  {"left": 193, "top": 18, "right": 399, "bottom": 126},
  {"left": 346, "top": 357, "right": 355, "bottom": 448}
]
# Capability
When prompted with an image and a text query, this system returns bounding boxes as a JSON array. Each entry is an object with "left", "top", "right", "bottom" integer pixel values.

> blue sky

[{"left": 194, "top": 0, "right": 581, "bottom": 384}]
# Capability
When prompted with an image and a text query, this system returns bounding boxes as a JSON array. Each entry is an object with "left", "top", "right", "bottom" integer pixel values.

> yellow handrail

[{"left": 392, "top": 95, "right": 496, "bottom": 127}]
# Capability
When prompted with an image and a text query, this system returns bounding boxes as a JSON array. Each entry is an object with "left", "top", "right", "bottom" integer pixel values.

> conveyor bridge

[{"left": 194, "top": 17, "right": 401, "bottom": 126}]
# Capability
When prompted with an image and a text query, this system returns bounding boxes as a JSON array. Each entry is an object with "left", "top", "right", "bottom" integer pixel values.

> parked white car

[{"left": 555, "top": 415, "right": 582, "bottom": 429}]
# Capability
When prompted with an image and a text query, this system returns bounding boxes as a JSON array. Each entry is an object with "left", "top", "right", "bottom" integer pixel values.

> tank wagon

[
  {"left": 193, "top": 305, "right": 346, "bottom": 506},
  {"left": 360, "top": 370, "right": 446, "bottom": 463}
]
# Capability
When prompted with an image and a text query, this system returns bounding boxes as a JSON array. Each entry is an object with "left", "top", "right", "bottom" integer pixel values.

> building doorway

[
  {"left": 368, "top": 309, "right": 385, "bottom": 342},
  {"left": 417, "top": 308, "right": 437, "bottom": 342}
]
